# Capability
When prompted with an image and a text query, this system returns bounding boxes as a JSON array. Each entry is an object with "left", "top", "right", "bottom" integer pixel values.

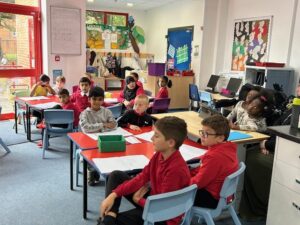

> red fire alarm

[{"left": 55, "top": 55, "right": 60, "bottom": 61}]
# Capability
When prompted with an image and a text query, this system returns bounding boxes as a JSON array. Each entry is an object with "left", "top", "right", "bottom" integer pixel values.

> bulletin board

[{"left": 50, "top": 6, "right": 81, "bottom": 55}]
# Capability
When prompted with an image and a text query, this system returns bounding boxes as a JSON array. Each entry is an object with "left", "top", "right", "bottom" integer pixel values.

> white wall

[
  {"left": 145, "top": 0, "right": 204, "bottom": 85},
  {"left": 41, "top": 0, "right": 86, "bottom": 90}
]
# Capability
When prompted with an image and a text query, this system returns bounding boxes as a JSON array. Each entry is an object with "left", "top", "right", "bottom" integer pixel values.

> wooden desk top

[{"left": 152, "top": 111, "right": 269, "bottom": 144}]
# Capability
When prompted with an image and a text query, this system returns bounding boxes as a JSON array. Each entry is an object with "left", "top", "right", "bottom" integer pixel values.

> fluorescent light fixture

[
  {"left": 127, "top": 2, "right": 134, "bottom": 7},
  {"left": 87, "top": 0, "right": 94, "bottom": 2}
]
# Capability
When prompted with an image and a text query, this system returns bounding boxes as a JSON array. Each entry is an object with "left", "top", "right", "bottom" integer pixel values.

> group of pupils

[{"left": 29, "top": 73, "right": 270, "bottom": 225}]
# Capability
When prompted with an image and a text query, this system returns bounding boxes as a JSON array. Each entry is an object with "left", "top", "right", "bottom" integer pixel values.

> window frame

[
  {"left": 86, "top": 10, "right": 128, "bottom": 27},
  {"left": 0, "top": 1, "right": 42, "bottom": 79}
]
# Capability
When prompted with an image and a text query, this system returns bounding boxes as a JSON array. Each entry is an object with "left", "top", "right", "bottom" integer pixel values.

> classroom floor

[{"left": 0, "top": 121, "right": 266, "bottom": 225}]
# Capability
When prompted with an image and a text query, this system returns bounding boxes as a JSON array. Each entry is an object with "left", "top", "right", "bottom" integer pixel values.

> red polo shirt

[
  {"left": 62, "top": 101, "right": 80, "bottom": 127},
  {"left": 113, "top": 150, "right": 190, "bottom": 225},
  {"left": 157, "top": 87, "right": 168, "bottom": 98},
  {"left": 70, "top": 91, "right": 90, "bottom": 112},
  {"left": 190, "top": 141, "right": 238, "bottom": 200}
]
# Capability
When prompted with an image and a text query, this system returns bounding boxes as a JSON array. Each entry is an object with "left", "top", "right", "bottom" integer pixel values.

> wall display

[
  {"left": 231, "top": 17, "right": 272, "bottom": 71},
  {"left": 50, "top": 7, "right": 81, "bottom": 55}
]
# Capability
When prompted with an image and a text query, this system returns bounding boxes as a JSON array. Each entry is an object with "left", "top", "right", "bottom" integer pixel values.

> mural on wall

[
  {"left": 86, "top": 11, "right": 145, "bottom": 52},
  {"left": 231, "top": 17, "right": 272, "bottom": 71}
]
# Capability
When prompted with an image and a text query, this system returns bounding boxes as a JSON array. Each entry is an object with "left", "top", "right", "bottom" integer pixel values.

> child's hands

[
  {"left": 229, "top": 121, "right": 239, "bottom": 130},
  {"left": 132, "top": 185, "right": 149, "bottom": 204},
  {"left": 123, "top": 100, "right": 130, "bottom": 107},
  {"left": 100, "top": 193, "right": 117, "bottom": 218},
  {"left": 104, "top": 122, "right": 115, "bottom": 129},
  {"left": 129, "top": 124, "right": 141, "bottom": 131}
]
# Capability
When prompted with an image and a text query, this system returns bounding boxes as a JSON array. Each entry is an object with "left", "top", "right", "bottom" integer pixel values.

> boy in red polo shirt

[
  {"left": 71, "top": 77, "right": 91, "bottom": 112},
  {"left": 58, "top": 89, "right": 80, "bottom": 127},
  {"left": 98, "top": 116, "right": 191, "bottom": 225},
  {"left": 190, "top": 114, "right": 238, "bottom": 208}
]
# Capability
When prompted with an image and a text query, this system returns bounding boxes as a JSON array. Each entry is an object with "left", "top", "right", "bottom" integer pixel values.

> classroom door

[
  {"left": 166, "top": 27, "right": 193, "bottom": 71},
  {"left": 0, "top": 1, "right": 41, "bottom": 116}
]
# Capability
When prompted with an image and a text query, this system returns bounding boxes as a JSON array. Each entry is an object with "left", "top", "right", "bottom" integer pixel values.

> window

[{"left": 0, "top": 1, "right": 41, "bottom": 114}]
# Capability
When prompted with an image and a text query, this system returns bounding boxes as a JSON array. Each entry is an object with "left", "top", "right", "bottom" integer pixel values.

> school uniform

[
  {"left": 61, "top": 101, "right": 80, "bottom": 127},
  {"left": 190, "top": 141, "right": 238, "bottom": 208},
  {"left": 156, "top": 87, "right": 168, "bottom": 98},
  {"left": 79, "top": 106, "right": 117, "bottom": 133},
  {"left": 117, "top": 86, "right": 144, "bottom": 108},
  {"left": 32, "top": 85, "right": 51, "bottom": 96},
  {"left": 71, "top": 90, "right": 90, "bottom": 112},
  {"left": 102, "top": 150, "right": 190, "bottom": 225},
  {"left": 117, "top": 109, "right": 153, "bottom": 128}
]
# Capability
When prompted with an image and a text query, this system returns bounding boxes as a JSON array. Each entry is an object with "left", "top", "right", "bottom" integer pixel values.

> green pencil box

[{"left": 98, "top": 135, "right": 126, "bottom": 153}]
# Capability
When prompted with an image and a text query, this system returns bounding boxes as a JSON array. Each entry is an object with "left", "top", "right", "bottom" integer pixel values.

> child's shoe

[
  {"left": 37, "top": 140, "right": 43, "bottom": 148},
  {"left": 36, "top": 120, "right": 46, "bottom": 129}
]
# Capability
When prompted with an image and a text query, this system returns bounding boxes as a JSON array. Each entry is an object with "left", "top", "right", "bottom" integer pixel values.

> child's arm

[
  {"left": 79, "top": 111, "right": 103, "bottom": 133},
  {"left": 30, "top": 82, "right": 41, "bottom": 96},
  {"left": 45, "top": 84, "right": 56, "bottom": 95},
  {"left": 103, "top": 109, "right": 117, "bottom": 130},
  {"left": 117, "top": 111, "right": 130, "bottom": 128},
  {"left": 117, "top": 91, "right": 125, "bottom": 103}
]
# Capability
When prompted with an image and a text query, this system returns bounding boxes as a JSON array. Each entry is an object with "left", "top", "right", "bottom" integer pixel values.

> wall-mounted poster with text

[{"left": 231, "top": 17, "right": 272, "bottom": 71}]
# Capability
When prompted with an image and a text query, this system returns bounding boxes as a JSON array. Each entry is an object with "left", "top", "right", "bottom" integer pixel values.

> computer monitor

[
  {"left": 226, "top": 78, "right": 243, "bottom": 95},
  {"left": 206, "top": 75, "right": 220, "bottom": 93}
]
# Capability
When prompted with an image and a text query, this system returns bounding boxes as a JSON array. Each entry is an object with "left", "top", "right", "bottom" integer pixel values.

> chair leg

[
  {"left": 0, "top": 138, "right": 10, "bottom": 153},
  {"left": 75, "top": 150, "right": 81, "bottom": 187},
  {"left": 228, "top": 206, "right": 242, "bottom": 225},
  {"left": 23, "top": 113, "right": 26, "bottom": 133},
  {"left": 200, "top": 212, "right": 215, "bottom": 225},
  {"left": 42, "top": 130, "right": 47, "bottom": 159}
]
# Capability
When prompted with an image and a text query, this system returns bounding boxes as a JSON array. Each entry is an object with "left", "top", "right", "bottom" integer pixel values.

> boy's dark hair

[
  {"left": 154, "top": 116, "right": 187, "bottom": 149},
  {"left": 202, "top": 115, "right": 230, "bottom": 141},
  {"left": 88, "top": 86, "right": 104, "bottom": 98},
  {"left": 79, "top": 77, "right": 91, "bottom": 85},
  {"left": 40, "top": 74, "right": 50, "bottom": 82},
  {"left": 58, "top": 88, "right": 69, "bottom": 96},
  {"left": 131, "top": 72, "right": 139, "bottom": 80}
]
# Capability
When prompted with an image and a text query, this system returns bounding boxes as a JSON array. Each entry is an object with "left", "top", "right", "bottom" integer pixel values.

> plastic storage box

[
  {"left": 98, "top": 135, "right": 126, "bottom": 152},
  {"left": 148, "top": 63, "right": 165, "bottom": 76}
]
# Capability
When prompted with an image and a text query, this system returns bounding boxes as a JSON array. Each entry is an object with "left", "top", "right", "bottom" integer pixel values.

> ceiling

[{"left": 86, "top": 0, "right": 179, "bottom": 11}]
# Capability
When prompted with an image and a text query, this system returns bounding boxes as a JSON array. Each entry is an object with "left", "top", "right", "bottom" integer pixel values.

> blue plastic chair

[
  {"left": 42, "top": 110, "right": 74, "bottom": 159},
  {"left": 0, "top": 106, "right": 10, "bottom": 153},
  {"left": 198, "top": 91, "right": 215, "bottom": 114},
  {"left": 189, "top": 84, "right": 200, "bottom": 111},
  {"left": 191, "top": 162, "right": 246, "bottom": 225},
  {"left": 142, "top": 184, "right": 198, "bottom": 225},
  {"left": 150, "top": 98, "right": 171, "bottom": 114},
  {"left": 14, "top": 90, "right": 30, "bottom": 133},
  {"left": 107, "top": 103, "right": 123, "bottom": 119}
]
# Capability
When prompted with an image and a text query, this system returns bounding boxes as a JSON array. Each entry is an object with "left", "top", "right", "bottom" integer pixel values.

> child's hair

[
  {"left": 40, "top": 74, "right": 50, "bottom": 83},
  {"left": 248, "top": 94, "right": 272, "bottom": 117},
  {"left": 135, "top": 94, "right": 149, "bottom": 104},
  {"left": 154, "top": 116, "right": 187, "bottom": 149},
  {"left": 125, "top": 76, "right": 135, "bottom": 85},
  {"left": 202, "top": 115, "right": 230, "bottom": 141},
  {"left": 161, "top": 76, "right": 172, "bottom": 88},
  {"left": 88, "top": 86, "right": 104, "bottom": 98},
  {"left": 58, "top": 88, "right": 69, "bottom": 96},
  {"left": 56, "top": 75, "right": 66, "bottom": 83},
  {"left": 79, "top": 77, "right": 91, "bottom": 85},
  {"left": 131, "top": 72, "right": 139, "bottom": 80}
]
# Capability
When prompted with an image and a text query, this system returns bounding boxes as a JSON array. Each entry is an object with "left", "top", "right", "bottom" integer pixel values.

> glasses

[{"left": 198, "top": 130, "right": 221, "bottom": 138}]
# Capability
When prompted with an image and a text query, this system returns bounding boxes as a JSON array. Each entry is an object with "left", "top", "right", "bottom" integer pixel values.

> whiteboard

[{"left": 50, "top": 6, "right": 81, "bottom": 55}]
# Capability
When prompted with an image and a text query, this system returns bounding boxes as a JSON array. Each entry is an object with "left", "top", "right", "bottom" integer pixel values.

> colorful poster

[{"left": 231, "top": 17, "right": 271, "bottom": 71}]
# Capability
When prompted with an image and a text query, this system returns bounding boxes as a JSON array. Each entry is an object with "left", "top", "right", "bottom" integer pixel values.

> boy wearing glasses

[{"left": 190, "top": 114, "right": 238, "bottom": 209}]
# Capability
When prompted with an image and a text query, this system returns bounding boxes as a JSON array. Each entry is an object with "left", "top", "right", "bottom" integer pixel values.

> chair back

[
  {"left": 189, "top": 84, "right": 200, "bottom": 101},
  {"left": 144, "top": 89, "right": 152, "bottom": 97},
  {"left": 72, "top": 85, "right": 79, "bottom": 94},
  {"left": 219, "top": 162, "right": 245, "bottom": 201},
  {"left": 107, "top": 103, "right": 123, "bottom": 119},
  {"left": 142, "top": 184, "right": 197, "bottom": 225},
  {"left": 44, "top": 110, "right": 74, "bottom": 132},
  {"left": 151, "top": 98, "right": 171, "bottom": 114}
]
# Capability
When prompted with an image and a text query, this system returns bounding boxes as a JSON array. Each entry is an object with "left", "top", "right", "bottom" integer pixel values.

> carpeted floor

[
  {"left": 0, "top": 120, "right": 42, "bottom": 146},
  {"left": 0, "top": 135, "right": 266, "bottom": 225}
]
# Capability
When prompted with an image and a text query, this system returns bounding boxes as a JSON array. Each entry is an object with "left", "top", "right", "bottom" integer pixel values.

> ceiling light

[
  {"left": 127, "top": 3, "right": 134, "bottom": 7},
  {"left": 87, "top": 0, "right": 94, "bottom": 2}
]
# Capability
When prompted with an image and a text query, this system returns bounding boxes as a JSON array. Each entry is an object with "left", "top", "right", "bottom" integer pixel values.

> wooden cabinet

[
  {"left": 143, "top": 75, "right": 194, "bottom": 109},
  {"left": 267, "top": 134, "right": 300, "bottom": 225}
]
